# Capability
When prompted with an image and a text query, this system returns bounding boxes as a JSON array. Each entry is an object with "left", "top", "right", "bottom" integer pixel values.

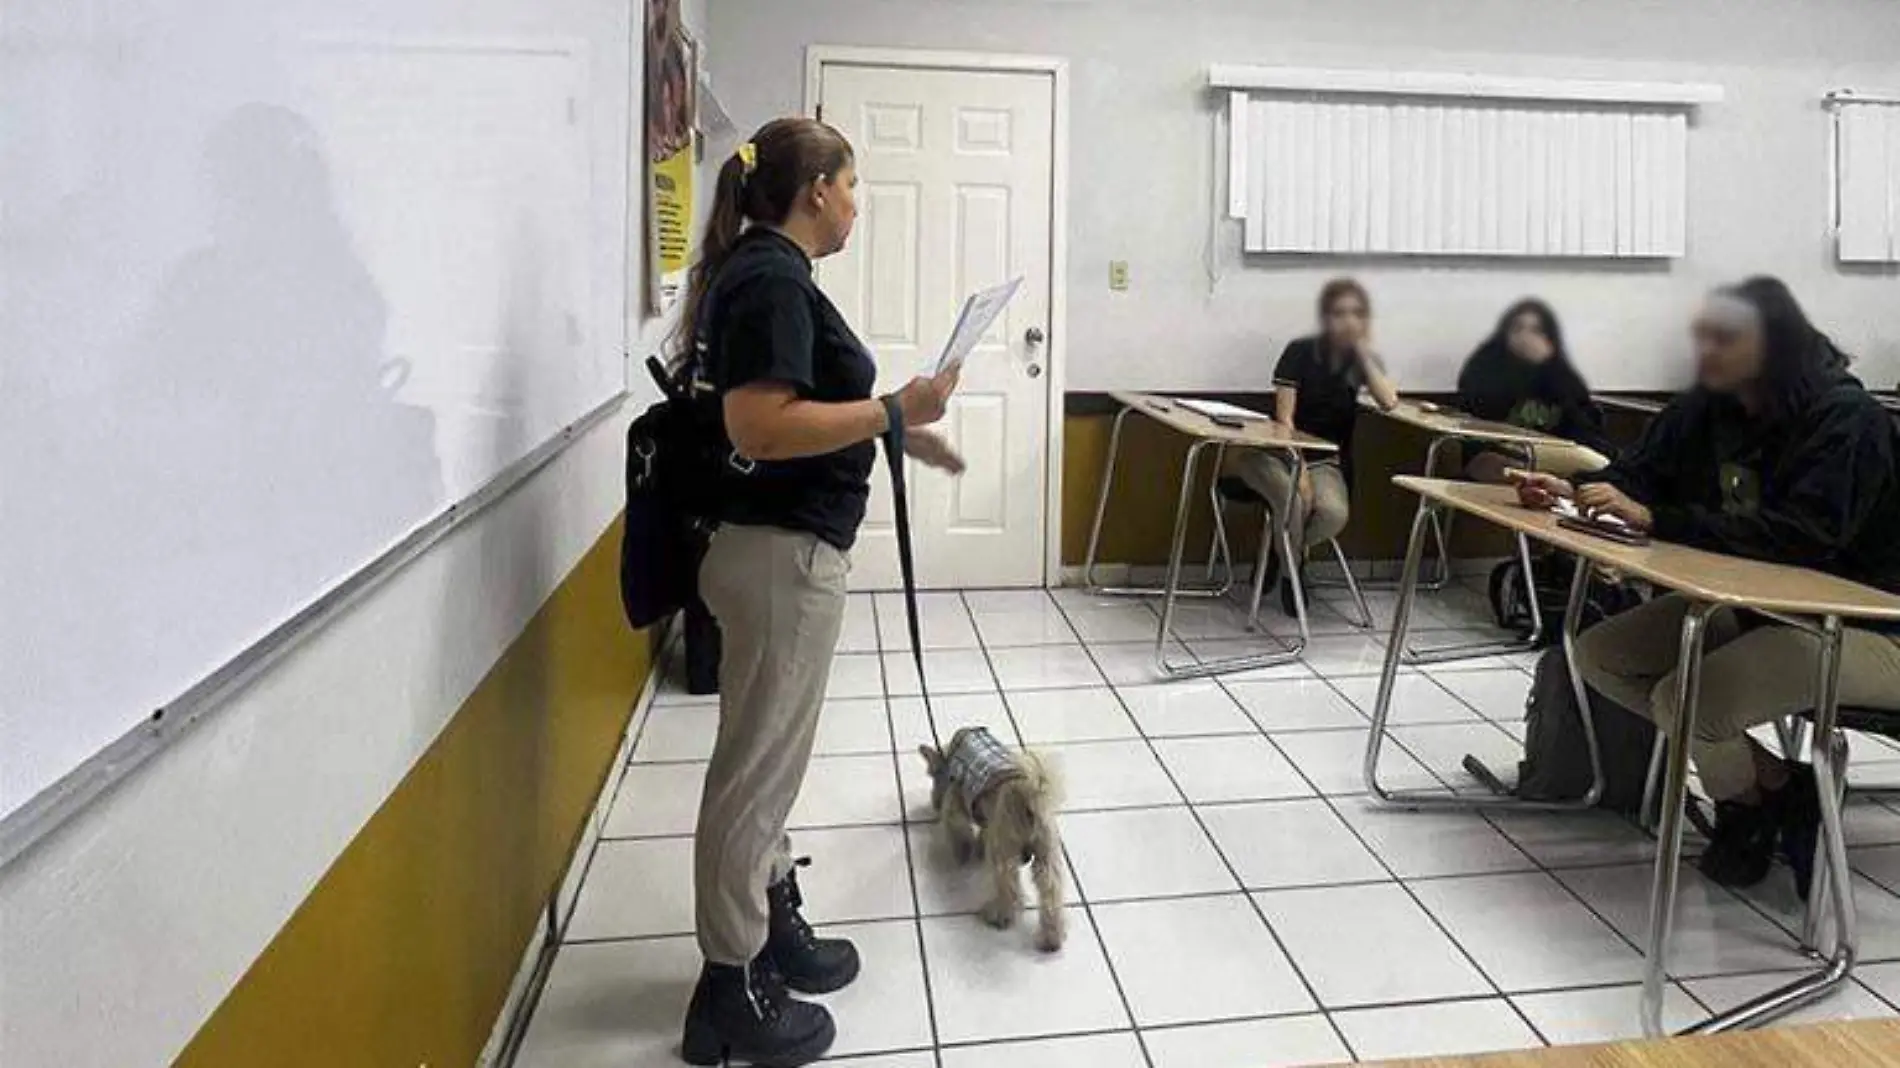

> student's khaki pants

[
  {"left": 1466, "top": 441, "right": 1611, "bottom": 483},
  {"left": 694, "top": 524, "right": 849, "bottom": 966},
  {"left": 1234, "top": 453, "right": 1351, "bottom": 554},
  {"left": 1528, "top": 441, "right": 1611, "bottom": 479},
  {"left": 1576, "top": 594, "right": 1900, "bottom": 800}
]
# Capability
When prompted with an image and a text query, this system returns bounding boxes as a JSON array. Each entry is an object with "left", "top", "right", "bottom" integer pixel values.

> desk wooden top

[
  {"left": 1396, "top": 478, "right": 1900, "bottom": 623},
  {"left": 1365, "top": 399, "right": 1572, "bottom": 448},
  {"left": 1110, "top": 391, "right": 1339, "bottom": 453},
  {"left": 1360, "top": 1020, "right": 1900, "bottom": 1067}
]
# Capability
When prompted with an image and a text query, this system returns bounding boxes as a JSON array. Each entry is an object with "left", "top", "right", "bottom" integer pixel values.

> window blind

[
  {"left": 1214, "top": 67, "right": 1719, "bottom": 260},
  {"left": 1833, "top": 93, "right": 1900, "bottom": 263}
]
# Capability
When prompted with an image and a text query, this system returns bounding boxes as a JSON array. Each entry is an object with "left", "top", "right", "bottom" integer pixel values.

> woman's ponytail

[
  {"left": 668, "top": 118, "right": 855, "bottom": 367},
  {"left": 671, "top": 151, "right": 751, "bottom": 366}
]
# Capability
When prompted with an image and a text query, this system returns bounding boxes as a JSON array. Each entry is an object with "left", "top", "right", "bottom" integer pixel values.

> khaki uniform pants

[
  {"left": 694, "top": 524, "right": 849, "bottom": 965},
  {"left": 1576, "top": 593, "right": 1900, "bottom": 799},
  {"left": 1234, "top": 453, "right": 1351, "bottom": 555}
]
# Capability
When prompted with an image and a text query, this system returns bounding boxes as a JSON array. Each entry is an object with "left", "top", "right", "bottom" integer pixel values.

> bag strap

[{"left": 879, "top": 396, "right": 939, "bottom": 750}]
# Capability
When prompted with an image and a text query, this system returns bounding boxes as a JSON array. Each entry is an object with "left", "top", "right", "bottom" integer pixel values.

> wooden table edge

[
  {"left": 1392, "top": 476, "right": 1900, "bottom": 623},
  {"left": 1110, "top": 390, "right": 1341, "bottom": 454}
]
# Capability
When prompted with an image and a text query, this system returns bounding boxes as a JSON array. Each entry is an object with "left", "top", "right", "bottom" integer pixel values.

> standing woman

[
  {"left": 1514, "top": 278, "right": 1900, "bottom": 896},
  {"left": 1457, "top": 298, "right": 1615, "bottom": 483},
  {"left": 1236, "top": 278, "right": 1401, "bottom": 609},
  {"left": 678, "top": 118, "right": 964, "bottom": 1067}
]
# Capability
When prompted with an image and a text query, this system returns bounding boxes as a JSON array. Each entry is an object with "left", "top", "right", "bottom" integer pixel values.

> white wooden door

[{"left": 817, "top": 63, "right": 1055, "bottom": 590}]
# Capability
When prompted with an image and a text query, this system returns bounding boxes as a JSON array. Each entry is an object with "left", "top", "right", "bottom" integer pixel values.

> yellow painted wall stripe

[{"left": 178, "top": 518, "right": 653, "bottom": 1068}]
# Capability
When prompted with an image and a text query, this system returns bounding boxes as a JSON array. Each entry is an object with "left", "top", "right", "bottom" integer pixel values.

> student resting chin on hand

[{"left": 1233, "top": 277, "right": 1400, "bottom": 613}]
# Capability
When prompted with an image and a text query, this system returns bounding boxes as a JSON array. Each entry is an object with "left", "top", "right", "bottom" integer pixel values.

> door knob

[{"left": 1025, "top": 326, "right": 1046, "bottom": 346}]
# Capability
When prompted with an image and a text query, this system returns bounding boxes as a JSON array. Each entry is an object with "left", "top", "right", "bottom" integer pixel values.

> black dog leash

[{"left": 878, "top": 396, "right": 939, "bottom": 750}]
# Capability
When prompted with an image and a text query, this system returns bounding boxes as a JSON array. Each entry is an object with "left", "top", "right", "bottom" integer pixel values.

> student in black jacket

[
  {"left": 1456, "top": 299, "right": 1615, "bottom": 483},
  {"left": 1513, "top": 277, "right": 1900, "bottom": 895}
]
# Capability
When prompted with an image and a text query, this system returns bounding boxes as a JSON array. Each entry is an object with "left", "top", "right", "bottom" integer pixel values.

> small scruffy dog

[{"left": 918, "top": 727, "right": 1067, "bottom": 952}]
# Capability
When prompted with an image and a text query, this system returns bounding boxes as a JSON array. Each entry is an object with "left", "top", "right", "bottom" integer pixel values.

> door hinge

[{"left": 815, "top": 103, "right": 824, "bottom": 122}]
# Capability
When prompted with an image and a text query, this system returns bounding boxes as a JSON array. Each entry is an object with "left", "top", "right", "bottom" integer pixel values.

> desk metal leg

[
  {"left": 1803, "top": 725, "right": 1850, "bottom": 953},
  {"left": 1365, "top": 518, "right": 1604, "bottom": 809},
  {"left": 1279, "top": 453, "right": 1314, "bottom": 648},
  {"left": 1405, "top": 529, "right": 1545, "bottom": 665},
  {"left": 1642, "top": 603, "right": 1713, "bottom": 1038},
  {"left": 1327, "top": 539, "right": 1376, "bottom": 630},
  {"left": 1161, "top": 445, "right": 1307, "bottom": 680},
  {"left": 1651, "top": 615, "right": 1858, "bottom": 1036},
  {"left": 1084, "top": 406, "right": 1231, "bottom": 599},
  {"left": 1420, "top": 436, "right": 1457, "bottom": 591},
  {"left": 1311, "top": 436, "right": 1453, "bottom": 595},
  {"left": 1682, "top": 616, "right": 1858, "bottom": 1033}
]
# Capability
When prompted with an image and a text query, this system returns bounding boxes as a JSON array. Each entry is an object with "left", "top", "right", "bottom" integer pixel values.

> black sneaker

[
  {"left": 1772, "top": 764, "right": 1823, "bottom": 901},
  {"left": 1279, "top": 566, "right": 1304, "bottom": 618},
  {"left": 1696, "top": 799, "right": 1778, "bottom": 889},
  {"left": 764, "top": 858, "right": 861, "bottom": 995},
  {"left": 680, "top": 960, "right": 835, "bottom": 1068}
]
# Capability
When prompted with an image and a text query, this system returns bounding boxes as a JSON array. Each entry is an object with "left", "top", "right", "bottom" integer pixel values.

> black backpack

[
  {"left": 1489, "top": 552, "right": 1644, "bottom": 648},
  {"left": 1513, "top": 644, "right": 1657, "bottom": 814},
  {"left": 618, "top": 356, "right": 732, "bottom": 629}
]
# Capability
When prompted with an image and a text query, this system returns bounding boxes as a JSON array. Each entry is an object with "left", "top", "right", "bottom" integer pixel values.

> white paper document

[
  {"left": 1553, "top": 497, "right": 1631, "bottom": 528},
  {"left": 1178, "top": 398, "right": 1271, "bottom": 422},
  {"left": 935, "top": 277, "right": 1025, "bottom": 374}
]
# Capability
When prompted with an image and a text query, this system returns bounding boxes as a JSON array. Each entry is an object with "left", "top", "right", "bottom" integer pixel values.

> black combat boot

[
  {"left": 680, "top": 959, "right": 835, "bottom": 1068},
  {"left": 1771, "top": 763, "right": 1823, "bottom": 901},
  {"left": 1279, "top": 565, "right": 1304, "bottom": 618},
  {"left": 764, "top": 858, "right": 861, "bottom": 995}
]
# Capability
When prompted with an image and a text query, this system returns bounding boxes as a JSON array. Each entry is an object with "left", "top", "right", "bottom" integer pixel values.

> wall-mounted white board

[{"left": 1, "top": 0, "right": 633, "bottom": 836}]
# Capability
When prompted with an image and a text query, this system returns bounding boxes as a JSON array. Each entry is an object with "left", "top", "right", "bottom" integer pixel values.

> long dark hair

[
  {"left": 671, "top": 117, "right": 855, "bottom": 362},
  {"left": 1472, "top": 298, "right": 1589, "bottom": 391},
  {"left": 1719, "top": 276, "right": 1853, "bottom": 422}
]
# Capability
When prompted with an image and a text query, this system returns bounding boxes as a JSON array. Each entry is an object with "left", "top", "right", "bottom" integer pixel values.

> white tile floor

[{"left": 518, "top": 582, "right": 1900, "bottom": 1067}]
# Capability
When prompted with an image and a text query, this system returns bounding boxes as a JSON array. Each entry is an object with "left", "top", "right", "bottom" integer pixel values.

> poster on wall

[{"left": 645, "top": 0, "right": 697, "bottom": 314}]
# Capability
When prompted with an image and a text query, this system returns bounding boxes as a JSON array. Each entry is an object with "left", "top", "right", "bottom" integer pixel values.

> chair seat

[{"left": 1216, "top": 476, "right": 1266, "bottom": 505}]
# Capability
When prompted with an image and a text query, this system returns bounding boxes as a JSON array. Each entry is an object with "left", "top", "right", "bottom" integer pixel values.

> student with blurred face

[
  {"left": 1234, "top": 278, "right": 1400, "bottom": 611},
  {"left": 1513, "top": 277, "right": 1900, "bottom": 896},
  {"left": 1457, "top": 299, "right": 1614, "bottom": 484}
]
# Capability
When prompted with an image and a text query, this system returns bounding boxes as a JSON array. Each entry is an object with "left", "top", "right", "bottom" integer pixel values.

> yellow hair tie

[{"left": 735, "top": 141, "right": 757, "bottom": 174}]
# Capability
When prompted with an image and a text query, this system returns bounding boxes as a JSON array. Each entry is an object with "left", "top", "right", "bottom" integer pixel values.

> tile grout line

[
  {"left": 639, "top": 594, "right": 1900, "bottom": 1052},
  {"left": 1248, "top": 672, "right": 1550, "bottom": 1053},
  {"left": 866, "top": 592, "right": 950, "bottom": 1068},
  {"left": 1302, "top": 654, "right": 1726, "bottom": 1031},
  {"left": 1048, "top": 592, "right": 1360, "bottom": 1064},
  {"left": 965, "top": 589, "right": 1163, "bottom": 1068}
]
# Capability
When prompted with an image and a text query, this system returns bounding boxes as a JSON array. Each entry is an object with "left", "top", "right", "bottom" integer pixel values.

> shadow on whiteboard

[{"left": 2, "top": 26, "right": 610, "bottom": 822}]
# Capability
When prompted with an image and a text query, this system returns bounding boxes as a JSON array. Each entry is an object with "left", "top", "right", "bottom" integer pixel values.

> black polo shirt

[
  {"left": 699, "top": 229, "right": 878, "bottom": 550},
  {"left": 1274, "top": 336, "right": 1372, "bottom": 466}
]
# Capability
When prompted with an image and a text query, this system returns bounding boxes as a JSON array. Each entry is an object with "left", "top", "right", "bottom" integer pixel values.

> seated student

[
  {"left": 1513, "top": 277, "right": 1900, "bottom": 895},
  {"left": 1236, "top": 278, "right": 1400, "bottom": 610},
  {"left": 1457, "top": 299, "right": 1615, "bottom": 483}
]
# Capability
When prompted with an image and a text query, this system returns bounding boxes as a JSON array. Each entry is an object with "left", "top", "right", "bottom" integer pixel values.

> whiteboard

[{"left": 1, "top": 2, "right": 630, "bottom": 824}]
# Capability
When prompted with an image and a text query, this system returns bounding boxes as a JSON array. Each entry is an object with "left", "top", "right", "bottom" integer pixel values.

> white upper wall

[
  {"left": 709, "top": 0, "right": 1900, "bottom": 392},
  {"left": 0, "top": 0, "right": 707, "bottom": 1062}
]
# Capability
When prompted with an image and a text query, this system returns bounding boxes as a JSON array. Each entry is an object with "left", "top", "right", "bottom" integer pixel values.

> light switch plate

[{"left": 1108, "top": 260, "right": 1130, "bottom": 291}]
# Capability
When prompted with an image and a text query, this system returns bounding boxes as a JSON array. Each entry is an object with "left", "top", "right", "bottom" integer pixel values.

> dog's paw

[
  {"left": 979, "top": 902, "right": 1018, "bottom": 930},
  {"left": 1035, "top": 915, "right": 1067, "bottom": 953}
]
